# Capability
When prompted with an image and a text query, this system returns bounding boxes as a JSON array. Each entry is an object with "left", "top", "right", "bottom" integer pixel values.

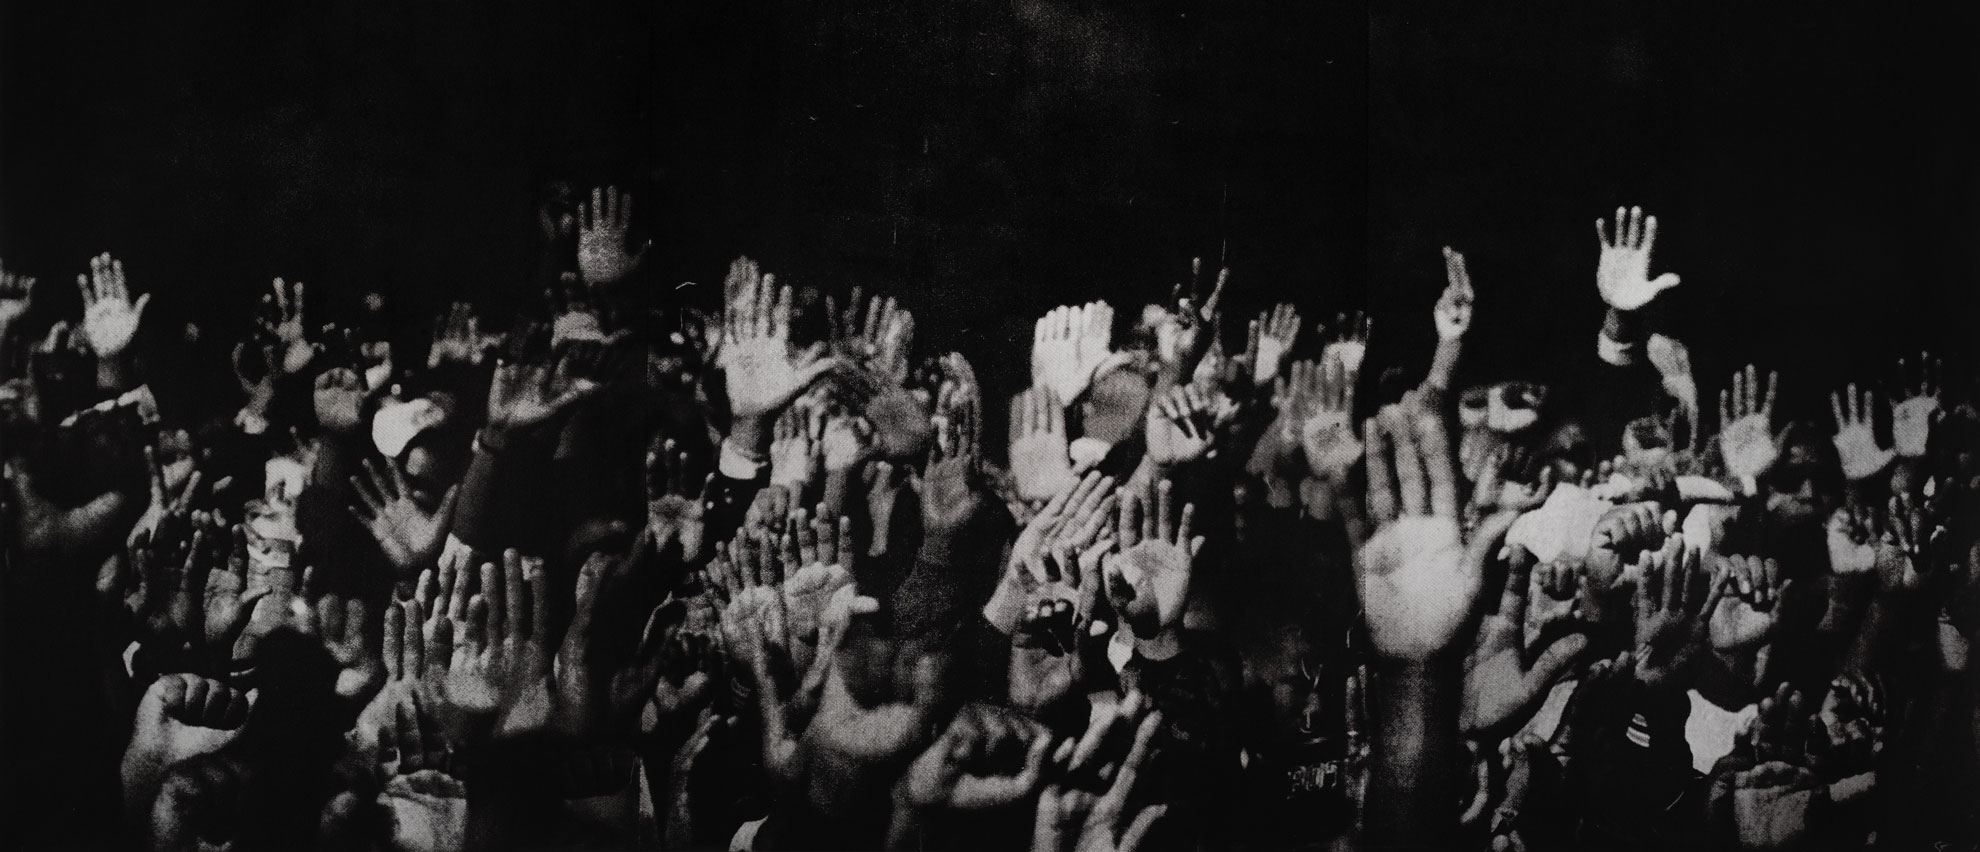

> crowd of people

[{"left": 1, "top": 192, "right": 1976, "bottom": 851}]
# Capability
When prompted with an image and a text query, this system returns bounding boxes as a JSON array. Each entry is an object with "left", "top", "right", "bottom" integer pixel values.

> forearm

[
  {"left": 1367, "top": 659, "right": 1461, "bottom": 850},
  {"left": 1422, "top": 335, "right": 1463, "bottom": 398}
]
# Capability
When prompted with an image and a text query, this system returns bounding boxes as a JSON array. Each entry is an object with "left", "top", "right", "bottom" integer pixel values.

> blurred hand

[{"left": 259, "top": 278, "right": 315, "bottom": 374}]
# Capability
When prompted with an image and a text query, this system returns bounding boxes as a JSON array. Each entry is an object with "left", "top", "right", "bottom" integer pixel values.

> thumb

[
  {"left": 131, "top": 293, "right": 153, "bottom": 316},
  {"left": 1525, "top": 633, "right": 1590, "bottom": 689},
  {"left": 1649, "top": 273, "right": 1680, "bottom": 294}
]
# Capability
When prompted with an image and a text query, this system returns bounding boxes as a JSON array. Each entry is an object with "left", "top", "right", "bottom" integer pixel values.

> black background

[{"left": 3, "top": 0, "right": 1975, "bottom": 424}]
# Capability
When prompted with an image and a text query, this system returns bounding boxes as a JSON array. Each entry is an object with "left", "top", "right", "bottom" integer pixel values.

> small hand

[
  {"left": 1890, "top": 352, "right": 1943, "bottom": 458},
  {"left": 1718, "top": 364, "right": 1779, "bottom": 489},
  {"left": 1288, "top": 355, "right": 1362, "bottom": 482},
  {"left": 576, "top": 186, "right": 650, "bottom": 285},
  {"left": 1829, "top": 383, "right": 1894, "bottom": 481},
  {"left": 427, "top": 301, "right": 489, "bottom": 368},
  {"left": 1247, "top": 302, "right": 1301, "bottom": 385},
  {"left": 77, "top": 252, "right": 151, "bottom": 358},
  {"left": 646, "top": 439, "right": 714, "bottom": 563},
  {"left": 259, "top": 278, "right": 315, "bottom": 374}
]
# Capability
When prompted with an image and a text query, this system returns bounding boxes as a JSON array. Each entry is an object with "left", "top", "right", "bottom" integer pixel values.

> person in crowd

[{"left": 1, "top": 195, "right": 1975, "bottom": 851}]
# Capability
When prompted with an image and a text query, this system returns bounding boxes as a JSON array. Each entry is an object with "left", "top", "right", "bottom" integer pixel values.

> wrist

[{"left": 96, "top": 357, "right": 130, "bottom": 390}]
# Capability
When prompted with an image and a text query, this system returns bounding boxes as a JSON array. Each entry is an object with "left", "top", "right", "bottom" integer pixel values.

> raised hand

[
  {"left": 1829, "top": 383, "right": 1894, "bottom": 481},
  {"left": 1890, "top": 353, "right": 1943, "bottom": 458},
  {"left": 1010, "top": 387, "right": 1080, "bottom": 501},
  {"left": 485, "top": 340, "right": 614, "bottom": 435},
  {"left": 577, "top": 186, "right": 650, "bottom": 285},
  {"left": 0, "top": 260, "right": 36, "bottom": 330},
  {"left": 1156, "top": 258, "right": 1226, "bottom": 376},
  {"left": 258, "top": 277, "right": 316, "bottom": 374},
  {"left": 1460, "top": 545, "right": 1589, "bottom": 736},
  {"left": 438, "top": 551, "right": 553, "bottom": 721},
  {"left": 900, "top": 703, "right": 1054, "bottom": 811},
  {"left": 200, "top": 526, "right": 269, "bottom": 671},
  {"left": 314, "top": 367, "right": 370, "bottom": 436},
  {"left": 1101, "top": 478, "right": 1202, "bottom": 640},
  {"left": 427, "top": 301, "right": 491, "bottom": 368},
  {"left": 780, "top": 510, "right": 857, "bottom": 672},
  {"left": 1075, "top": 301, "right": 1115, "bottom": 387},
  {"left": 77, "top": 252, "right": 151, "bottom": 358},
  {"left": 1631, "top": 535, "right": 1722, "bottom": 689},
  {"left": 718, "top": 258, "right": 843, "bottom": 420},
  {"left": 1869, "top": 493, "right": 1927, "bottom": 593},
  {"left": 1709, "top": 554, "right": 1794, "bottom": 653},
  {"left": 130, "top": 445, "right": 204, "bottom": 546},
  {"left": 770, "top": 405, "right": 826, "bottom": 495},
  {"left": 1032, "top": 704, "right": 1166, "bottom": 852},
  {"left": 349, "top": 457, "right": 458, "bottom": 576},
  {"left": 1434, "top": 247, "right": 1476, "bottom": 340},
  {"left": 989, "top": 471, "right": 1117, "bottom": 634},
  {"left": 1035, "top": 304, "right": 1096, "bottom": 406},
  {"left": 830, "top": 288, "right": 915, "bottom": 387},
  {"left": 1357, "top": 404, "right": 1513, "bottom": 661},
  {"left": 1246, "top": 303, "right": 1301, "bottom": 385},
  {"left": 646, "top": 438, "right": 714, "bottom": 563},
  {"left": 1143, "top": 384, "right": 1234, "bottom": 468},
  {"left": 1594, "top": 205, "right": 1680, "bottom": 310},
  {"left": 1719, "top": 364, "right": 1780, "bottom": 490},
  {"left": 1290, "top": 355, "right": 1363, "bottom": 482}
]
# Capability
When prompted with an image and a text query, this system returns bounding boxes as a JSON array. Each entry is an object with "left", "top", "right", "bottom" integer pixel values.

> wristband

[
  {"left": 718, "top": 439, "right": 769, "bottom": 480},
  {"left": 1597, "top": 331, "right": 1641, "bottom": 367}
]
